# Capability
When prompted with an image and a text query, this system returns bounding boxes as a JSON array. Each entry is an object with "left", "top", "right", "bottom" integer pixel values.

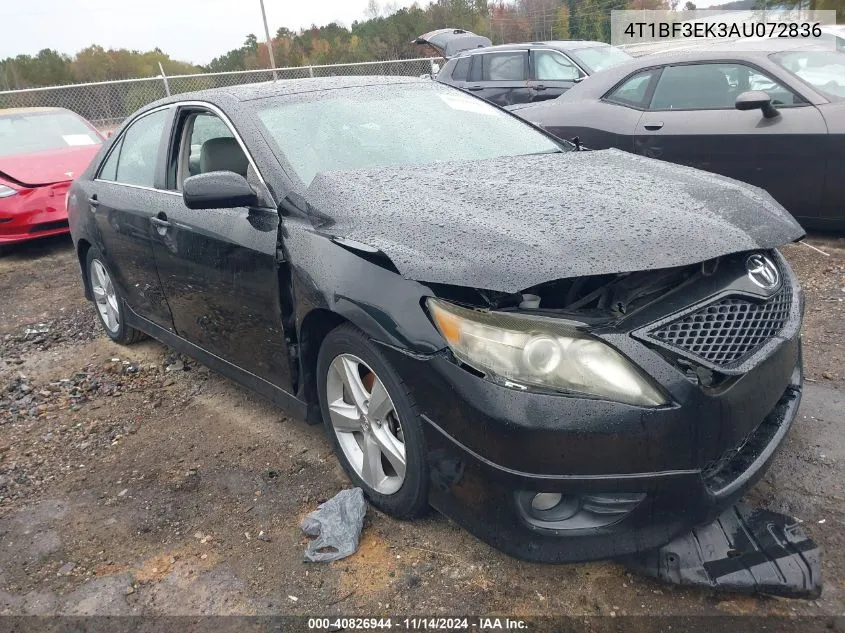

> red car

[{"left": 0, "top": 107, "right": 103, "bottom": 247}]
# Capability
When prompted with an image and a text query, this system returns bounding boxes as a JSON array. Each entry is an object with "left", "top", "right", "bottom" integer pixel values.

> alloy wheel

[
  {"left": 326, "top": 353, "right": 407, "bottom": 495},
  {"left": 90, "top": 259, "right": 120, "bottom": 334}
]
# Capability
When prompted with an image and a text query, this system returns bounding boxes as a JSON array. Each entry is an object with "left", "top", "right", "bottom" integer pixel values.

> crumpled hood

[
  {"left": 302, "top": 149, "right": 804, "bottom": 293},
  {"left": 0, "top": 145, "right": 101, "bottom": 187}
]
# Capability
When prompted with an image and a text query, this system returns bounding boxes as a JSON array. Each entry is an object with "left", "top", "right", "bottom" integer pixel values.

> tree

[
  {"left": 365, "top": 0, "right": 381, "bottom": 20},
  {"left": 555, "top": 5, "right": 571, "bottom": 39},
  {"left": 754, "top": 0, "right": 844, "bottom": 22},
  {"left": 684, "top": 1, "right": 697, "bottom": 8}
]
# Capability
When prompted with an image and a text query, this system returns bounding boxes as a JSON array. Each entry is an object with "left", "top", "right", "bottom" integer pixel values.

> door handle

[
  {"left": 466, "top": 85, "right": 484, "bottom": 91},
  {"left": 643, "top": 122, "right": 664, "bottom": 131},
  {"left": 534, "top": 84, "right": 547, "bottom": 91},
  {"left": 150, "top": 215, "right": 171, "bottom": 229},
  {"left": 88, "top": 195, "right": 99, "bottom": 211}
]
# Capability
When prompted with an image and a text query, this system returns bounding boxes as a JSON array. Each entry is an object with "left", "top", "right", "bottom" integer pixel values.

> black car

[
  {"left": 510, "top": 40, "right": 845, "bottom": 230},
  {"left": 433, "top": 39, "right": 632, "bottom": 107},
  {"left": 67, "top": 76, "right": 806, "bottom": 566}
]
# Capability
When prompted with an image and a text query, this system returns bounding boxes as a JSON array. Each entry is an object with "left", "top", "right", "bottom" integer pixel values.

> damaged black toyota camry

[{"left": 67, "top": 76, "right": 816, "bottom": 593}]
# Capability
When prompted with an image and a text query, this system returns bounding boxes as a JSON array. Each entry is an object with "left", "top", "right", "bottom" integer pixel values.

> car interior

[{"left": 177, "top": 112, "right": 249, "bottom": 188}]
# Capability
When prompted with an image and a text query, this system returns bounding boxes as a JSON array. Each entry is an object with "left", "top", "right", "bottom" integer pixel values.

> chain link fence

[{"left": 0, "top": 58, "right": 442, "bottom": 132}]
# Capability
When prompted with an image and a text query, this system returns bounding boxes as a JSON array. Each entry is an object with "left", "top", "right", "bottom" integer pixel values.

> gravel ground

[{"left": 0, "top": 234, "right": 843, "bottom": 626}]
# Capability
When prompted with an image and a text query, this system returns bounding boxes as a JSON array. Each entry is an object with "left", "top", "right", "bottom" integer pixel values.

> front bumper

[
  {"left": 0, "top": 183, "right": 71, "bottom": 244},
  {"left": 381, "top": 331, "right": 802, "bottom": 563}
]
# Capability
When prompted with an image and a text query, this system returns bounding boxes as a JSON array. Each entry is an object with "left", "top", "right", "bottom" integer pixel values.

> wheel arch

[
  {"left": 297, "top": 308, "right": 349, "bottom": 416},
  {"left": 77, "top": 238, "right": 94, "bottom": 301}
]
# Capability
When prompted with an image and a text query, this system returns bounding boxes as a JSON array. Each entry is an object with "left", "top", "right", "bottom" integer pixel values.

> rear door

[
  {"left": 465, "top": 50, "right": 531, "bottom": 107},
  {"left": 90, "top": 107, "right": 175, "bottom": 329},
  {"left": 149, "top": 104, "right": 293, "bottom": 388},
  {"left": 528, "top": 49, "right": 586, "bottom": 102},
  {"left": 634, "top": 62, "right": 827, "bottom": 220}
]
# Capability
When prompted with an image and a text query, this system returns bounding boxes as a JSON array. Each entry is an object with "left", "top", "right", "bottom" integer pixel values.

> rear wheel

[
  {"left": 85, "top": 246, "right": 145, "bottom": 345},
  {"left": 317, "top": 324, "right": 429, "bottom": 519}
]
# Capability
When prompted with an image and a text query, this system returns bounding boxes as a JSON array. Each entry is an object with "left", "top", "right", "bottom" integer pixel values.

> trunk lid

[{"left": 413, "top": 29, "right": 492, "bottom": 58}]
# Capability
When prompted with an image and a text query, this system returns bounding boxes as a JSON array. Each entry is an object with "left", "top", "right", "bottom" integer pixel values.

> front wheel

[
  {"left": 85, "top": 246, "right": 145, "bottom": 345},
  {"left": 317, "top": 324, "right": 429, "bottom": 519}
]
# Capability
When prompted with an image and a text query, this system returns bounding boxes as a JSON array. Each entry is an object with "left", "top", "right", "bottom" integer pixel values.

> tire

[
  {"left": 85, "top": 246, "right": 146, "bottom": 345},
  {"left": 317, "top": 323, "right": 429, "bottom": 519}
]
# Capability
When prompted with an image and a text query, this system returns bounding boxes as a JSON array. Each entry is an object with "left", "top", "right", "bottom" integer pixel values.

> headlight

[
  {"left": 0, "top": 184, "right": 17, "bottom": 199},
  {"left": 427, "top": 298, "right": 667, "bottom": 407}
]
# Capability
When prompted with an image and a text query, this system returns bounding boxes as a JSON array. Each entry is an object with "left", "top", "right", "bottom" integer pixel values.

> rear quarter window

[
  {"left": 603, "top": 70, "right": 657, "bottom": 108},
  {"left": 452, "top": 57, "right": 471, "bottom": 81}
]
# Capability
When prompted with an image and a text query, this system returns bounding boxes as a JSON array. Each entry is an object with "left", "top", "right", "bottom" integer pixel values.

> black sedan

[
  {"left": 67, "top": 77, "right": 806, "bottom": 568},
  {"left": 510, "top": 40, "right": 845, "bottom": 230}
]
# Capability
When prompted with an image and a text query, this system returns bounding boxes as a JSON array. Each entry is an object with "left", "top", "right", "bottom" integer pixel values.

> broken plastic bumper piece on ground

[
  {"left": 623, "top": 502, "right": 822, "bottom": 599},
  {"left": 301, "top": 487, "right": 367, "bottom": 562}
]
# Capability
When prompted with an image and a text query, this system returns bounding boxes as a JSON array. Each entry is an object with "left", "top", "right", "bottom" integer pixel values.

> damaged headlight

[{"left": 427, "top": 298, "right": 667, "bottom": 407}]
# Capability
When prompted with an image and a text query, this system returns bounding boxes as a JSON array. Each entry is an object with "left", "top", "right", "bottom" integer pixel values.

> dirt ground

[{"left": 0, "top": 234, "right": 843, "bottom": 624}]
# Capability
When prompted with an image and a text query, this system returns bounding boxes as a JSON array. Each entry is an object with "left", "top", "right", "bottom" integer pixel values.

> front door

[
  {"left": 634, "top": 62, "right": 827, "bottom": 220},
  {"left": 149, "top": 106, "right": 292, "bottom": 388}
]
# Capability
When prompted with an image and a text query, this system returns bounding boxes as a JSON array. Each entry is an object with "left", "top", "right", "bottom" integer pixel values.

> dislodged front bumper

[
  {"left": 0, "top": 183, "right": 71, "bottom": 244},
  {"left": 380, "top": 331, "right": 802, "bottom": 564}
]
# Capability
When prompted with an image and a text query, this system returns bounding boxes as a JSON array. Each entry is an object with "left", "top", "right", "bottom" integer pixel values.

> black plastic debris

[{"left": 623, "top": 502, "right": 821, "bottom": 598}]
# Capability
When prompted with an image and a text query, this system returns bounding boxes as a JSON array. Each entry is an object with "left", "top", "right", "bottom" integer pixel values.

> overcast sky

[
  {"left": 0, "top": 0, "right": 403, "bottom": 65},
  {"left": 2, "top": 0, "right": 735, "bottom": 65}
]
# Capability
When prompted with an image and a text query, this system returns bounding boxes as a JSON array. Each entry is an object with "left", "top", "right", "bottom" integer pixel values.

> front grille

[
  {"left": 647, "top": 283, "right": 791, "bottom": 369},
  {"left": 29, "top": 219, "right": 69, "bottom": 234}
]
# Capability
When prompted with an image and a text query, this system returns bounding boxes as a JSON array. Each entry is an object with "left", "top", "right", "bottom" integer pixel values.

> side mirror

[
  {"left": 183, "top": 171, "right": 258, "bottom": 210},
  {"left": 735, "top": 90, "right": 780, "bottom": 119}
]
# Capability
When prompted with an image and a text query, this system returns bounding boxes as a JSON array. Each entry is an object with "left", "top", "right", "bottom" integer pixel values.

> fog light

[
  {"left": 516, "top": 491, "right": 645, "bottom": 531},
  {"left": 531, "top": 492, "right": 562, "bottom": 511}
]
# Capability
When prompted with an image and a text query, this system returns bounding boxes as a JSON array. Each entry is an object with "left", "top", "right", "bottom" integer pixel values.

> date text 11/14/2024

[{"left": 307, "top": 617, "right": 529, "bottom": 630}]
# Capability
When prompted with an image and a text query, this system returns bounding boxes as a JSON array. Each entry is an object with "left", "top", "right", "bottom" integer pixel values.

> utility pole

[{"left": 259, "top": 0, "right": 279, "bottom": 80}]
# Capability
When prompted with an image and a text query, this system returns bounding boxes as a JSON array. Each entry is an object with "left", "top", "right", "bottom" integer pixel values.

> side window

[
  {"left": 603, "top": 70, "right": 656, "bottom": 108},
  {"left": 114, "top": 110, "right": 170, "bottom": 187},
  {"left": 97, "top": 137, "right": 123, "bottom": 181},
  {"left": 649, "top": 63, "right": 802, "bottom": 110},
  {"left": 113, "top": 109, "right": 169, "bottom": 187},
  {"left": 534, "top": 50, "right": 582, "bottom": 81},
  {"left": 452, "top": 57, "right": 471, "bottom": 81},
  {"left": 481, "top": 52, "right": 527, "bottom": 81},
  {"left": 177, "top": 111, "right": 246, "bottom": 188},
  {"left": 650, "top": 64, "right": 736, "bottom": 110}
]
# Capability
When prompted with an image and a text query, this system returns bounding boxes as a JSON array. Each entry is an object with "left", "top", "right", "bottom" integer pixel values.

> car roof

[
  {"left": 155, "top": 75, "right": 433, "bottom": 106},
  {"left": 454, "top": 40, "right": 610, "bottom": 57},
  {"left": 565, "top": 39, "right": 834, "bottom": 90}
]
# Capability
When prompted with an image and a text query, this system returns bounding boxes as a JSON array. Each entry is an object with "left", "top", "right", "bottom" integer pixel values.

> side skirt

[{"left": 124, "top": 305, "right": 310, "bottom": 421}]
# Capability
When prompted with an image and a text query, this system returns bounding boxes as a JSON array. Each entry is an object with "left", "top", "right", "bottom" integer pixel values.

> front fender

[{"left": 284, "top": 218, "right": 445, "bottom": 355}]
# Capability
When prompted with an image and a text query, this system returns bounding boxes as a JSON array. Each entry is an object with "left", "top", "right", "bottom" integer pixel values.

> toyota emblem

[{"left": 746, "top": 254, "right": 780, "bottom": 291}]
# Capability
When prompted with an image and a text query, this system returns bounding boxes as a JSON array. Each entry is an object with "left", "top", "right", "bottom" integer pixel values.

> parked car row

[{"left": 3, "top": 33, "right": 842, "bottom": 253}]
